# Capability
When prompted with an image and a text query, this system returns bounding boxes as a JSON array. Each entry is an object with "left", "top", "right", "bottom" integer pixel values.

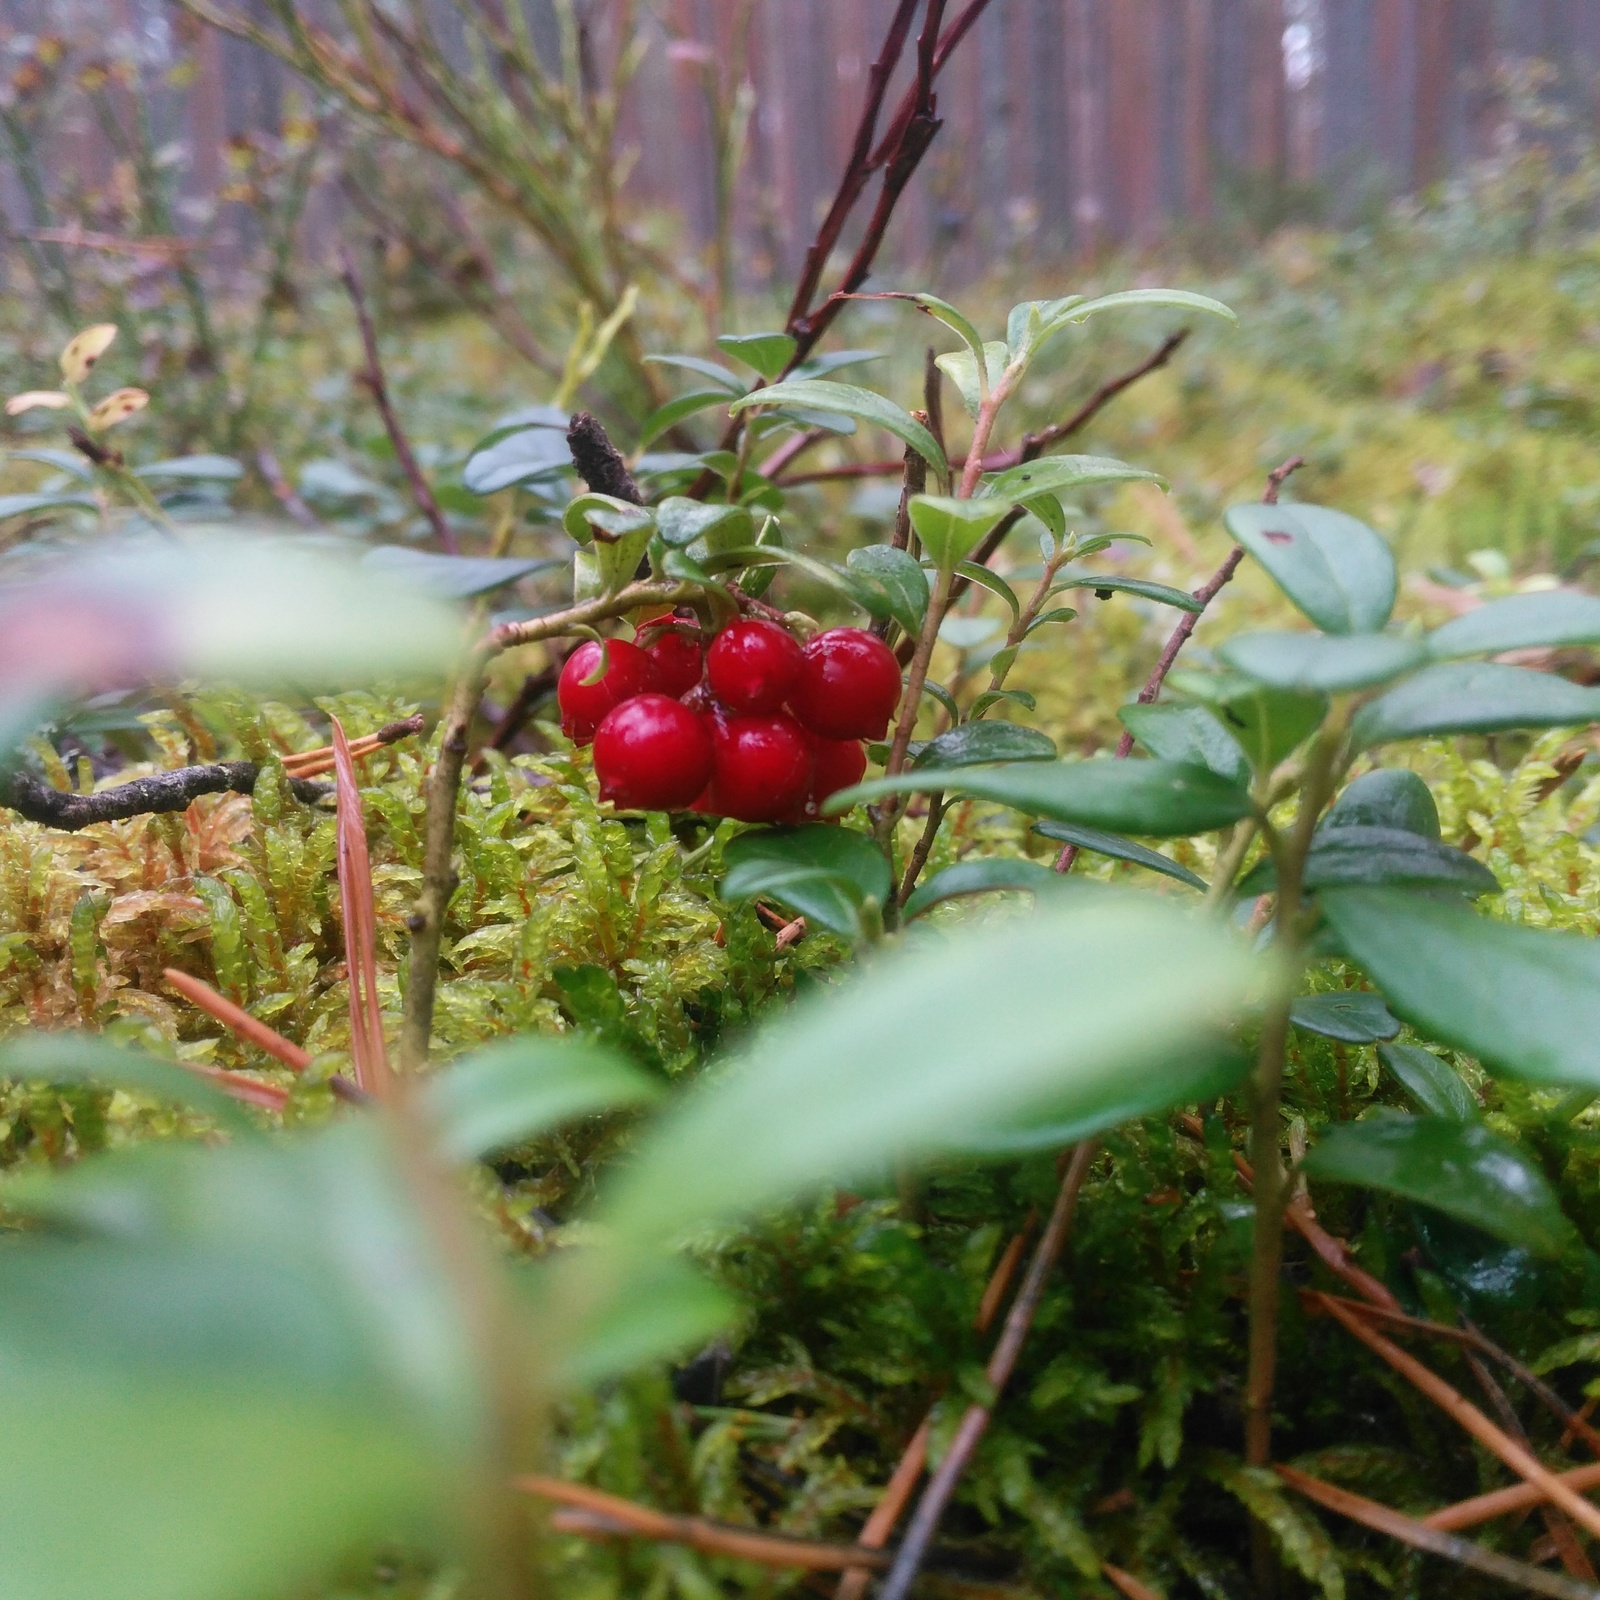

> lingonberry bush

[{"left": 9, "top": 260, "right": 1600, "bottom": 1600}]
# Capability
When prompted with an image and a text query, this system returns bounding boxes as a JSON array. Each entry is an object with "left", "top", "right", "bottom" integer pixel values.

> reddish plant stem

[
  {"left": 875, "top": 1144, "right": 1096, "bottom": 1600},
  {"left": 163, "top": 967, "right": 312, "bottom": 1072},
  {"left": 338, "top": 245, "right": 460, "bottom": 554},
  {"left": 1053, "top": 455, "right": 1304, "bottom": 872}
]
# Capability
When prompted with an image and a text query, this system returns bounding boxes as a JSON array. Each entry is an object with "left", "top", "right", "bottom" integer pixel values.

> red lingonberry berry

[
  {"left": 708, "top": 713, "right": 812, "bottom": 822},
  {"left": 801, "top": 734, "right": 868, "bottom": 820},
  {"left": 592, "top": 694, "right": 715, "bottom": 810},
  {"left": 788, "top": 628, "right": 902, "bottom": 740},
  {"left": 557, "top": 639, "right": 659, "bottom": 744},
  {"left": 706, "top": 618, "right": 804, "bottom": 714},
  {"left": 642, "top": 626, "right": 705, "bottom": 698}
]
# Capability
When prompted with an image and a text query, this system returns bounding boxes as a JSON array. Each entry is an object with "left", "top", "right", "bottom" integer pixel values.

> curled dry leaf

[
  {"left": 59, "top": 322, "right": 118, "bottom": 384},
  {"left": 4, "top": 390, "right": 72, "bottom": 416},
  {"left": 85, "top": 387, "right": 150, "bottom": 431}
]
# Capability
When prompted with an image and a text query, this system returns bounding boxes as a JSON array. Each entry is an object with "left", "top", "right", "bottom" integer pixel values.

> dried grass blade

[
  {"left": 331, "top": 715, "right": 390, "bottom": 1097},
  {"left": 1426, "top": 1462, "right": 1600, "bottom": 1533}
]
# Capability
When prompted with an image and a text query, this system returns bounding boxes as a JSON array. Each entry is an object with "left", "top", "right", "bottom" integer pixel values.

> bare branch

[{"left": 0, "top": 762, "right": 324, "bottom": 831}]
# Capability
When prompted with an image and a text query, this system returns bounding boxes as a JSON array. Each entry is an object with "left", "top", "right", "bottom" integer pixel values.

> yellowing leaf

[
  {"left": 86, "top": 388, "right": 150, "bottom": 431},
  {"left": 59, "top": 323, "right": 119, "bottom": 384}
]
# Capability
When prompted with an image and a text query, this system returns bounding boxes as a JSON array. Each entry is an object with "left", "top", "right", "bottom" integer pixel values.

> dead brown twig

[
  {"left": 1426, "top": 1461, "right": 1600, "bottom": 1534},
  {"left": 1275, "top": 1465, "right": 1600, "bottom": 1600},
  {"left": 1308, "top": 1291, "right": 1600, "bottom": 1544},
  {"left": 338, "top": 245, "right": 460, "bottom": 555}
]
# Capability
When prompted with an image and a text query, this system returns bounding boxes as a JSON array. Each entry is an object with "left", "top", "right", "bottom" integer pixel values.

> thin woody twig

[
  {"left": 1427, "top": 1461, "right": 1600, "bottom": 1534},
  {"left": 1275, "top": 1465, "right": 1600, "bottom": 1600},
  {"left": 0, "top": 762, "right": 327, "bottom": 831},
  {"left": 1310, "top": 1292, "right": 1600, "bottom": 1544},
  {"left": 1052, "top": 455, "right": 1304, "bottom": 873},
  {"left": 876, "top": 1144, "right": 1096, "bottom": 1600},
  {"left": 255, "top": 447, "right": 320, "bottom": 527},
  {"left": 339, "top": 244, "right": 460, "bottom": 554}
]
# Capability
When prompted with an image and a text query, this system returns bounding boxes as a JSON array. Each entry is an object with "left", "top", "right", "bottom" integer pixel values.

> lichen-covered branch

[{"left": 0, "top": 761, "right": 326, "bottom": 830}]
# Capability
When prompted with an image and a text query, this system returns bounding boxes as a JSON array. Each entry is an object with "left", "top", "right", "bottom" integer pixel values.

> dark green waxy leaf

[
  {"left": 1032, "top": 821, "right": 1208, "bottom": 889},
  {"left": 704, "top": 545, "right": 874, "bottom": 610},
  {"left": 1170, "top": 671, "right": 1329, "bottom": 773},
  {"left": 0, "top": 1033, "right": 253, "bottom": 1134},
  {"left": 1118, "top": 703, "right": 1251, "bottom": 787},
  {"left": 901, "top": 858, "right": 1066, "bottom": 921},
  {"left": 562, "top": 493, "right": 653, "bottom": 544},
  {"left": 1352, "top": 662, "right": 1600, "bottom": 747},
  {"left": 1379, "top": 1043, "right": 1478, "bottom": 1121},
  {"left": 715, "top": 331, "right": 797, "bottom": 379},
  {"left": 790, "top": 348, "right": 881, "bottom": 380},
  {"left": 912, "top": 721, "right": 1056, "bottom": 769},
  {"left": 1219, "top": 630, "right": 1426, "bottom": 692},
  {"left": 638, "top": 390, "right": 733, "bottom": 448},
  {"left": 1300, "top": 827, "right": 1499, "bottom": 896},
  {"left": 1321, "top": 887, "right": 1600, "bottom": 1088},
  {"left": 0, "top": 491, "right": 96, "bottom": 520},
  {"left": 1428, "top": 590, "right": 1600, "bottom": 659},
  {"left": 1410, "top": 1210, "right": 1545, "bottom": 1308},
  {"left": 360, "top": 546, "right": 558, "bottom": 599},
  {"left": 1289, "top": 991, "right": 1400, "bottom": 1043},
  {"left": 1225, "top": 503, "right": 1397, "bottom": 634},
  {"left": 951, "top": 1046, "right": 1248, "bottom": 1155},
  {"left": 908, "top": 496, "right": 1014, "bottom": 571},
  {"left": 1303, "top": 1117, "right": 1572, "bottom": 1257},
  {"left": 728, "top": 381, "right": 946, "bottom": 475},
  {"left": 133, "top": 454, "right": 244, "bottom": 482},
  {"left": 601, "top": 893, "right": 1270, "bottom": 1245},
  {"left": 653, "top": 497, "right": 752, "bottom": 551},
  {"left": 721, "top": 825, "right": 892, "bottom": 940},
  {"left": 764, "top": 405, "right": 856, "bottom": 436},
  {"left": 846, "top": 544, "right": 929, "bottom": 635},
  {"left": 643, "top": 353, "right": 745, "bottom": 393},
  {"left": 1054, "top": 574, "right": 1204, "bottom": 612},
  {"left": 827, "top": 759, "right": 1254, "bottom": 837},
  {"left": 462, "top": 422, "right": 572, "bottom": 494},
  {"left": 1321, "top": 769, "right": 1440, "bottom": 838},
  {"left": 982, "top": 454, "right": 1164, "bottom": 507},
  {"left": 968, "top": 687, "right": 1036, "bottom": 720},
  {"left": 425, "top": 1037, "right": 660, "bottom": 1163}
]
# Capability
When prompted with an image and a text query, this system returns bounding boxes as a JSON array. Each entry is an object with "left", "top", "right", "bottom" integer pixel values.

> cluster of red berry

[{"left": 556, "top": 617, "right": 901, "bottom": 822}]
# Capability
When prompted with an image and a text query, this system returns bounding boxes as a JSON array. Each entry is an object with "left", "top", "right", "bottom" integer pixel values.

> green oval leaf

[
  {"left": 643, "top": 353, "right": 745, "bottom": 393},
  {"left": 1225, "top": 503, "right": 1397, "bottom": 634},
  {"left": 1378, "top": 1042, "right": 1478, "bottom": 1121},
  {"left": 1427, "top": 590, "right": 1600, "bottom": 659},
  {"left": 846, "top": 545, "right": 930, "bottom": 635},
  {"left": 912, "top": 722, "right": 1056, "bottom": 769},
  {"left": 908, "top": 496, "right": 1014, "bottom": 571},
  {"left": 1302, "top": 1117, "right": 1572, "bottom": 1258},
  {"left": 1321, "top": 887, "right": 1600, "bottom": 1088},
  {"left": 1169, "top": 672, "right": 1329, "bottom": 774},
  {"left": 1289, "top": 991, "right": 1399, "bottom": 1043},
  {"left": 954, "top": 561, "right": 1021, "bottom": 619},
  {"left": 0, "top": 491, "right": 97, "bottom": 521},
  {"left": 134, "top": 454, "right": 244, "bottom": 483},
  {"left": 1301, "top": 827, "right": 1499, "bottom": 896},
  {"left": 951, "top": 1045, "right": 1248, "bottom": 1155},
  {"left": 638, "top": 390, "right": 733, "bottom": 449},
  {"left": 462, "top": 423, "right": 572, "bottom": 494},
  {"left": 1055, "top": 288, "right": 1237, "bottom": 329},
  {"left": 721, "top": 825, "right": 891, "bottom": 940},
  {"left": 826, "top": 759, "right": 1254, "bottom": 837},
  {"left": 1219, "top": 631, "right": 1426, "bottom": 692},
  {"left": 1054, "top": 574, "right": 1204, "bottom": 613},
  {"left": 715, "top": 331, "right": 797, "bottom": 380},
  {"left": 1352, "top": 662, "right": 1600, "bottom": 747},
  {"left": 602, "top": 894, "right": 1272, "bottom": 1245},
  {"left": 1117, "top": 703, "right": 1251, "bottom": 787},
  {"left": 901, "top": 857, "right": 1065, "bottom": 921},
  {"left": 982, "top": 454, "right": 1165, "bottom": 507},
  {"left": 425, "top": 1037, "right": 660, "bottom": 1163},
  {"left": 1031, "top": 821, "right": 1208, "bottom": 889},
  {"left": 1321, "top": 769, "right": 1440, "bottom": 838},
  {"left": 653, "top": 497, "right": 753, "bottom": 551},
  {"left": 728, "top": 380, "right": 946, "bottom": 475},
  {"left": 934, "top": 342, "right": 1009, "bottom": 419}
]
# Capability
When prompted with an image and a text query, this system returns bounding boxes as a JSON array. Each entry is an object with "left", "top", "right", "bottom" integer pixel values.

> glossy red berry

[
  {"left": 801, "top": 734, "right": 868, "bottom": 820},
  {"left": 557, "top": 639, "right": 659, "bottom": 744},
  {"left": 708, "top": 714, "right": 812, "bottom": 822},
  {"left": 642, "top": 626, "right": 705, "bottom": 698},
  {"left": 788, "top": 628, "right": 902, "bottom": 740},
  {"left": 592, "top": 694, "right": 715, "bottom": 810},
  {"left": 706, "top": 619, "right": 804, "bottom": 714}
]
